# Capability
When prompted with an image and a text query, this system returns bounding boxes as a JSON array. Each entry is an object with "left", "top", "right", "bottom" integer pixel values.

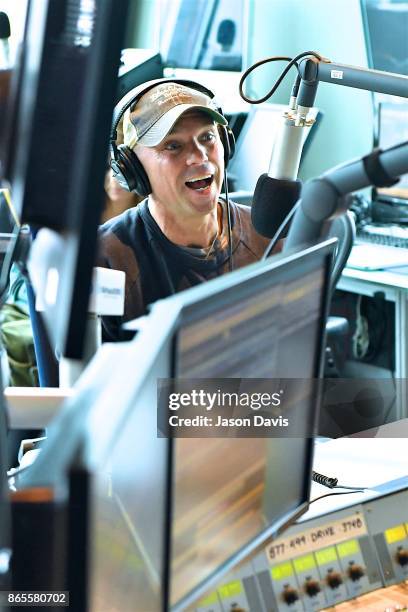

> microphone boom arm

[
  {"left": 248, "top": 52, "right": 408, "bottom": 243},
  {"left": 282, "top": 54, "right": 408, "bottom": 250},
  {"left": 298, "top": 58, "right": 408, "bottom": 99},
  {"left": 284, "top": 141, "right": 408, "bottom": 250}
]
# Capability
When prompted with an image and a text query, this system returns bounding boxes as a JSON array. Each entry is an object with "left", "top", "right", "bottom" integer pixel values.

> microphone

[
  {"left": 0, "top": 12, "right": 11, "bottom": 69},
  {"left": 251, "top": 80, "right": 318, "bottom": 239}
]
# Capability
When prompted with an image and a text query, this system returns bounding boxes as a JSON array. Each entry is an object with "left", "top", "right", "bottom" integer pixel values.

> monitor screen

[
  {"left": 169, "top": 241, "right": 333, "bottom": 610},
  {"left": 361, "top": 0, "right": 408, "bottom": 211},
  {"left": 1, "top": 0, "right": 130, "bottom": 359},
  {"left": 361, "top": 0, "right": 408, "bottom": 76},
  {"left": 374, "top": 100, "right": 408, "bottom": 209}
]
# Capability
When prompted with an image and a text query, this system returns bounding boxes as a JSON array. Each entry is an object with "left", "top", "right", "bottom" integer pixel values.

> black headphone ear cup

[
  {"left": 112, "top": 145, "right": 151, "bottom": 197},
  {"left": 218, "top": 126, "right": 235, "bottom": 168}
]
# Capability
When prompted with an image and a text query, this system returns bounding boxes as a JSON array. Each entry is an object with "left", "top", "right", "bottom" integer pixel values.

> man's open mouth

[{"left": 185, "top": 174, "right": 214, "bottom": 191}]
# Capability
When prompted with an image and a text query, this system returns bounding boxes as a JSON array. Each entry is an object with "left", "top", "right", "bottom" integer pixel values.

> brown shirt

[{"left": 97, "top": 199, "right": 271, "bottom": 340}]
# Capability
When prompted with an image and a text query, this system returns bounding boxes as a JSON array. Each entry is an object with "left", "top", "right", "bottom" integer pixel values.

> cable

[
  {"left": 312, "top": 470, "right": 338, "bottom": 488},
  {"left": 239, "top": 51, "right": 327, "bottom": 105},
  {"left": 309, "top": 490, "right": 364, "bottom": 506},
  {"left": 224, "top": 168, "right": 233, "bottom": 273},
  {"left": 291, "top": 74, "right": 302, "bottom": 102},
  {"left": 293, "top": 488, "right": 365, "bottom": 523},
  {"left": 313, "top": 470, "right": 369, "bottom": 491},
  {"left": 334, "top": 485, "right": 369, "bottom": 491},
  {"left": 239, "top": 55, "right": 294, "bottom": 104}
]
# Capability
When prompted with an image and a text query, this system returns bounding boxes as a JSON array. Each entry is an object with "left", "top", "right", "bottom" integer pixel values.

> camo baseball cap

[{"left": 122, "top": 82, "right": 227, "bottom": 148}]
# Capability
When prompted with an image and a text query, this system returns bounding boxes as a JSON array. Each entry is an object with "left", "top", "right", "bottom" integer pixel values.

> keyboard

[
  {"left": 348, "top": 242, "right": 408, "bottom": 271},
  {"left": 357, "top": 223, "right": 408, "bottom": 248}
]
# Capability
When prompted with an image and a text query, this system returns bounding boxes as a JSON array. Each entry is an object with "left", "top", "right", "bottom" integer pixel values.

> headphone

[{"left": 110, "top": 78, "right": 235, "bottom": 197}]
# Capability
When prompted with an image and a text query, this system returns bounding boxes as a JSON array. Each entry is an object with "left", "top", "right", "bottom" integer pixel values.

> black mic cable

[{"left": 239, "top": 50, "right": 327, "bottom": 105}]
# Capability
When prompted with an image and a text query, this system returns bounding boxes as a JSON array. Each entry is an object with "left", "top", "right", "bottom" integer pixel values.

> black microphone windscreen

[
  {"left": 251, "top": 174, "right": 302, "bottom": 238},
  {"left": 0, "top": 13, "right": 11, "bottom": 39}
]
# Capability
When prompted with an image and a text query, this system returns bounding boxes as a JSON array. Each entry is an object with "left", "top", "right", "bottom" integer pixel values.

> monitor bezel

[
  {"left": 2, "top": 0, "right": 131, "bottom": 359},
  {"left": 0, "top": 367, "right": 11, "bottom": 585}
]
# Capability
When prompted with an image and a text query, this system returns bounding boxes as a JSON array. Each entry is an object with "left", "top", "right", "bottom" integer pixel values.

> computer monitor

[
  {"left": 0, "top": 0, "right": 130, "bottom": 359},
  {"left": 167, "top": 241, "right": 333, "bottom": 610},
  {"left": 360, "top": 0, "right": 408, "bottom": 77},
  {"left": 360, "top": 0, "right": 408, "bottom": 217},
  {"left": 372, "top": 100, "right": 408, "bottom": 220},
  {"left": 116, "top": 48, "right": 163, "bottom": 105},
  {"left": 18, "top": 239, "right": 334, "bottom": 610}
]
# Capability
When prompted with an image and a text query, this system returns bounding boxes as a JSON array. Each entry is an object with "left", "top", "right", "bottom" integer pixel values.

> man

[{"left": 97, "top": 80, "right": 271, "bottom": 341}]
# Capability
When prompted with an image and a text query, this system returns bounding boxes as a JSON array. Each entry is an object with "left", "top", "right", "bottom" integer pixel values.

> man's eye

[
  {"left": 164, "top": 141, "right": 181, "bottom": 151},
  {"left": 202, "top": 132, "right": 216, "bottom": 142}
]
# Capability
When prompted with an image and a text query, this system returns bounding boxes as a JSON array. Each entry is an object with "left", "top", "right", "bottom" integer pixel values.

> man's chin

[{"left": 185, "top": 188, "right": 219, "bottom": 213}]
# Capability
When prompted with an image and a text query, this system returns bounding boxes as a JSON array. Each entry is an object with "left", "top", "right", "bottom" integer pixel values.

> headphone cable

[{"left": 224, "top": 168, "right": 233, "bottom": 273}]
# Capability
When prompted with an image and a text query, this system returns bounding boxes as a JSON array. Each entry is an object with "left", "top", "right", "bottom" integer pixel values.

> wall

[{"left": 124, "top": 0, "right": 161, "bottom": 50}]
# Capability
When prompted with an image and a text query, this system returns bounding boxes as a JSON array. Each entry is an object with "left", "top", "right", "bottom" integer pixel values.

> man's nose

[{"left": 186, "top": 140, "right": 208, "bottom": 164}]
